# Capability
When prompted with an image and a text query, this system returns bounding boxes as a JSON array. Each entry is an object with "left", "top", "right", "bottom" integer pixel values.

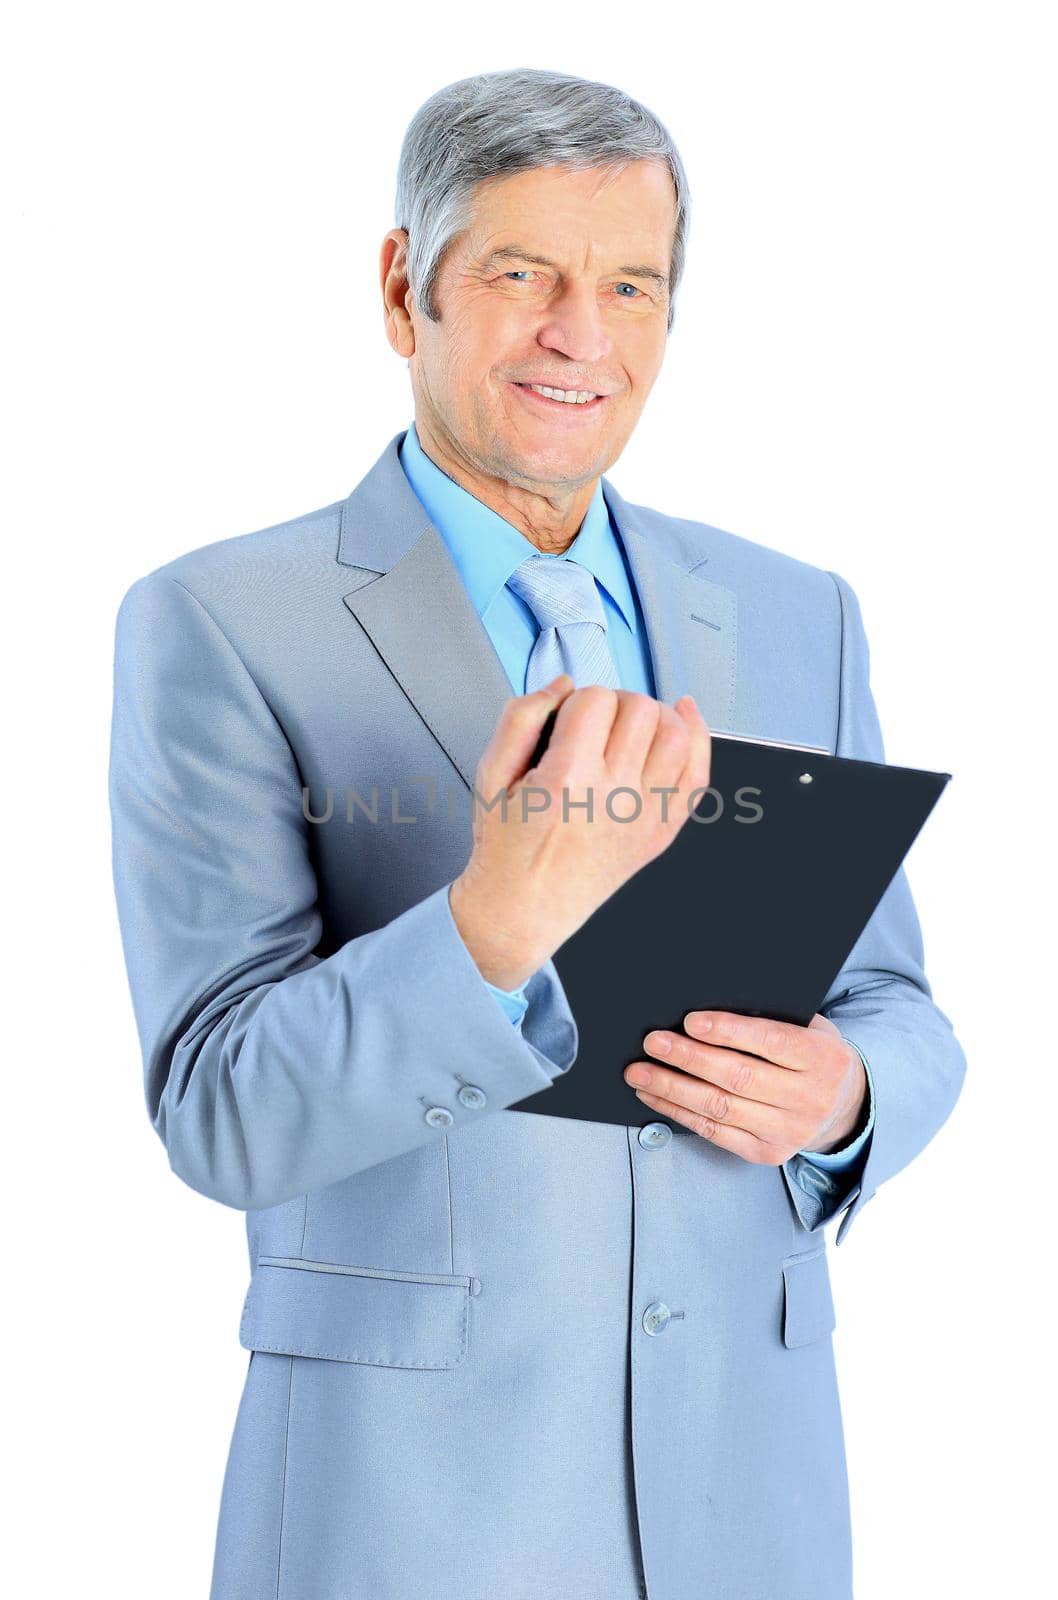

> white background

[{"left": 5, "top": 3, "right": 1054, "bottom": 1594}]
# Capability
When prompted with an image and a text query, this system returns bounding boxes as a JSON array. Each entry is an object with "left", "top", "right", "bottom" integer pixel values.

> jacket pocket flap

[
  {"left": 239, "top": 1255, "right": 474, "bottom": 1369},
  {"left": 781, "top": 1247, "right": 837, "bottom": 1348}
]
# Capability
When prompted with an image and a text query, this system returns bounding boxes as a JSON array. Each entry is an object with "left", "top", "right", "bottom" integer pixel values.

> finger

[
  {"left": 632, "top": 1088, "right": 769, "bottom": 1162},
  {"left": 541, "top": 683, "right": 622, "bottom": 770},
  {"left": 640, "top": 700, "right": 693, "bottom": 798},
  {"left": 603, "top": 691, "right": 661, "bottom": 774},
  {"left": 627, "top": 1056, "right": 795, "bottom": 1138},
  {"left": 672, "top": 694, "right": 712, "bottom": 800},
  {"left": 680, "top": 1010, "right": 819, "bottom": 1073},
  {"left": 638, "top": 1032, "right": 797, "bottom": 1108},
  {"left": 630, "top": 1062, "right": 787, "bottom": 1139},
  {"left": 478, "top": 675, "right": 573, "bottom": 793}
]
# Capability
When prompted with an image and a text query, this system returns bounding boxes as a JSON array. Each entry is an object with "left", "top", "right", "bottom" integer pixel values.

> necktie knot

[
  {"left": 507, "top": 555, "right": 610, "bottom": 633},
  {"left": 506, "top": 554, "right": 621, "bottom": 692}
]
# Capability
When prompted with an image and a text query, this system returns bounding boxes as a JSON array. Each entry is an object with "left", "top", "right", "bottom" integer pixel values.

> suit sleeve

[
  {"left": 108, "top": 572, "right": 578, "bottom": 1212},
  {"left": 780, "top": 570, "right": 966, "bottom": 1243}
]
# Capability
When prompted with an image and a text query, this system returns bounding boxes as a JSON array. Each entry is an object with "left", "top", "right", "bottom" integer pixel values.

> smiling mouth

[{"left": 511, "top": 381, "right": 608, "bottom": 412}]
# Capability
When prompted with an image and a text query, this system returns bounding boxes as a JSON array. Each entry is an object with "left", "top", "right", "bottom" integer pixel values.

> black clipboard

[{"left": 510, "top": 722, "right": 950, "bottom": 1127}]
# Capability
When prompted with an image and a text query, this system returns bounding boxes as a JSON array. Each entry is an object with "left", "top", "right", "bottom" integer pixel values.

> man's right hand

[{"left": 448, "top": 673, "right": 712, "bottom": 991}]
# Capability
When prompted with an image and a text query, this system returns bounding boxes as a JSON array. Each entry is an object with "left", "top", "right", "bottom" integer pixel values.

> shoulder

[
  {"left": 608, "top": 484, "right": 845, "bottom": 617},
  {"left": 114, "top": 497, "right": 347, "bottom": 618}
]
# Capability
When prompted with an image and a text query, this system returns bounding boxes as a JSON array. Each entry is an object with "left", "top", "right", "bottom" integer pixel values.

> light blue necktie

[{"left": 507, "top": 555, "right": 622, "bottom": 693}]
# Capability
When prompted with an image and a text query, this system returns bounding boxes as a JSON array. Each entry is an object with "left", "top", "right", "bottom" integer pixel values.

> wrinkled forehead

[{"left": 456, "top": 161, "right": 678, "bottom": 271}]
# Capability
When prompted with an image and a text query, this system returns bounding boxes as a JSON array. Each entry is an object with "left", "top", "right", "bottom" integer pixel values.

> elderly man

[{"left": 109, "top": 67, "right": 965, "bottom": 1600}]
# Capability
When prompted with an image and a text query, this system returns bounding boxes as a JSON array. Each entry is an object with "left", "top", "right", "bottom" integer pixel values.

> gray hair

[{"left": 394, "top": 68, "right": 691, "bottom": 333}]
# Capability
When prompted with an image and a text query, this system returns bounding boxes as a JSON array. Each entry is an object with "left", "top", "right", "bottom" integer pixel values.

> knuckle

[
  {"left": 731, "top": 1058, "right": 755, "bottom": 1097},
  {"left": 655, "top": 731, "right": 691, "bottom": 769},
  {"left": 506, "top": 697, "right": 537, "bottom": 725},
  {"left": 657, "top": 705, "right": 690, "bottom": 740},
  {"left": 634, "top": 691, "right": 663, "bottom": 720},
  {"left": 703, "top": 1086, "right": 729, "bottom": 1120},
  {"left": 631, "top": 703, "right": 663, "bottom": 737},
  {"left": 670, "top": 1034, "right": 691, "bottom": 1068},
  {"left": 762, "top": 1024, "right": 786, "bottom": 1058}
]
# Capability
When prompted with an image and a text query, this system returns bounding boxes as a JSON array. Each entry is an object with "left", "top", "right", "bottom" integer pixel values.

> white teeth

[{"left": 526, "top": 384, "right": 598, "bottom": 404}]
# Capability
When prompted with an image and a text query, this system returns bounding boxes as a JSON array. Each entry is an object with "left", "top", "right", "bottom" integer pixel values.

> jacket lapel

[
  {"left": 600, "top": 478, "right": 737, "bottom": 731},
  {"left": 338, "top": 431, "right": 738, "bottom": 791},
  {"left": 343, "top": 521, "right": 517, "bottom": 792}
]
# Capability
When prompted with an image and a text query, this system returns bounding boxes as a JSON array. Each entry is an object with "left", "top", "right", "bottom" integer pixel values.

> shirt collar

[{"left": 398, "top": 420, "right": 638, "bottom": 631}]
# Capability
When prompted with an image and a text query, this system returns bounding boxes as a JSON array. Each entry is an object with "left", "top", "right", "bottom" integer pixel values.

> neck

[{"left": 412, "top": 414, "right": 598, "bottom": 554}]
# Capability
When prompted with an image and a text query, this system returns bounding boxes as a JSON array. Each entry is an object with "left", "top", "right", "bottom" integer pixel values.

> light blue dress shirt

[{"left": 399, "top": 420, "right": 874, "bottom": 1169}]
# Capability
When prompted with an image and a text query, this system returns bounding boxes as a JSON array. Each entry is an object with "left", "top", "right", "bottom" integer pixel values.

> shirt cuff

[
  {"left": 484, "top": 975, "right": 531, "bottom": 1029},
  {"left": 796, "top": 1039, "right": 876, "bottom": 1171}
]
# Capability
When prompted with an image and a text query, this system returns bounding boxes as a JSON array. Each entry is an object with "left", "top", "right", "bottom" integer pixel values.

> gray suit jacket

[{"left": 108, "top": 428, "right": 966, "bottom": 1599}]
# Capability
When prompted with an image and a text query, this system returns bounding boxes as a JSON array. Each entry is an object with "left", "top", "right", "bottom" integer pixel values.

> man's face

[{"left": 405, "top": 161, "right": 676, "bottom": 494}]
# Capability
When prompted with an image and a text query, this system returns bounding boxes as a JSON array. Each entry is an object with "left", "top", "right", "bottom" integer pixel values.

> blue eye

[{"left": 502, "top": 271, "right": 643, "bottom": 296}]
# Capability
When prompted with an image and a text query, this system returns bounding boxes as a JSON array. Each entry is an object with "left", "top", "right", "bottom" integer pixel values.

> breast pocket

[
  {"left": 780, "top": 1245, "right": 837, "bottom": 1348},
  {"left": 239, "top": 1255, "right": 479, "bottom": 1370}
]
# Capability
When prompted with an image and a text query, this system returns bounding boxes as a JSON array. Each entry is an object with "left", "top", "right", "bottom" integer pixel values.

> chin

[{"left": 496, "top": 433, "right": 607, "bottom": 487}]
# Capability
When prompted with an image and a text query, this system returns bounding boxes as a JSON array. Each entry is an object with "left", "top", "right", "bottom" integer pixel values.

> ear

[{"left": 380, "top": 229, "right": 415, "bottom": 357}]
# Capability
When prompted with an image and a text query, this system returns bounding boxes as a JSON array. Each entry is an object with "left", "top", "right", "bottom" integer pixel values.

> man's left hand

[{"left": 624, "top": 1011, "right": 868, "bottom": 1164}]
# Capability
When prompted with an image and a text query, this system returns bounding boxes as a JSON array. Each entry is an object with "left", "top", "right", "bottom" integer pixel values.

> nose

[{"left": 534, "top": 279, "right": 614, "bottom": 368}]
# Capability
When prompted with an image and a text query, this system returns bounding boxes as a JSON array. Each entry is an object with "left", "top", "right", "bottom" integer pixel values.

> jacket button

[
  {"left": 642, "top": 1300, "right": 671, "bottom": 1336},
  {"left": 424, "top": 1106, "right": 454, "bottom": 1127},
  {"left": 457, "top": 1084, "right": 487, "bottom": 1109},
  {"left": 638, "top": 1121, "right": 672, "bottom": 1148}
]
